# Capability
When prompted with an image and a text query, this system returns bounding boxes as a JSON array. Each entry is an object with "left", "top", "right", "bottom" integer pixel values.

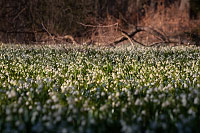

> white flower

[
  {"left": 67, "top": 116, "right": 72, "bottom": 122},
  {"left": 55, "top": 116, "right": 61, "bottom": 122},
  {"left": 180, "top": 94, "right": 187, "bottom": 107},
  {"left": 100, "top": 104, "right": 107, "bottom": 111},
  {"left": 188, "top": 108, "right": 195, "bottom": 116},
  {"left": 116, "top": 101, "right": 120, "bottom": 107},
  {"left": 162, "top": 100, "right": 170, "bottom": 108},
  {"left": 194, "top": 97, "right": 199, "bottom": 105},
  {"left": 108, "top": 95, "right": 112, "bottom": 99},
  {"left": 135, "top": 98, "right": 142, "bottom": 106},
  {"left": 183, "top": 83, "right": 188, "bottom": 88},
  {"left": 6, "top": 115, "right": 12, "bottom": 121},
  {"left": 18, "top": 108, "right": 24, "bottom": 114},
  {"left": 6, "top": 108, "right": 11, "bottom": 115},
  {"left": 116, "top": 92, "right": 120, "bottom": 97},
  {"left": 52, "top": 95, "right": 58, "bottom": 103},
  {"left": 8, "top": 90, "right": 17, "bottom": 98},
  {"left": 101, "top": 92, "right": 105, "bottom": 96},
  {"left": 81, "top": 120, "right": 86, "bottom": 126},
  {"left": 61, "top": 128, "right": 68, "bottom": 133},
  {"left": 15, "top": 120, "right": 21, "bottom": 126},
  {"left": 36, "top": 105, "right": 42, "bottom": 111},
  {"left": 45, "top": 122, "right": 53, "bottom": 129},
  {"left": 26, "top": 101, "right": 29, "bottom": 105},
  {"left": 134, "top": 89, "right": 139, "bottom": 95},
  {"left": 42, "top": 115, "right": 47, "bottom": 121},
  {"left": 26, "top": 91, "right": 30, "bottom": 96},
  {"left": 29, "top": 105, "right": 33, "bottom": 110},
  {"left": 141, "top": 110, "right": 146, "bottom": 115},
  {"left": 121, "top": 108, "right": 127, "bottom": 113},
  {"left": 30, "top": 88, "right": 34, "bottom": 92}
]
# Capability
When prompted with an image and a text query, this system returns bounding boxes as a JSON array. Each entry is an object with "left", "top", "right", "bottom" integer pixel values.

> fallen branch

[
  {"left": 56, "top": 35, "right": 78, "bottom": 45},
  {"left": 109, "top": 26, "right": 169, "bottom": 46},
  {"left": 120, "top": 30, "right": 145, "bottom": 46}
]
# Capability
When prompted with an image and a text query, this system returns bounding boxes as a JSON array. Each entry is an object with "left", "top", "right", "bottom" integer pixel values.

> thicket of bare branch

[{"left": 0, "top": 0, "right": 200, "bottom": 46}]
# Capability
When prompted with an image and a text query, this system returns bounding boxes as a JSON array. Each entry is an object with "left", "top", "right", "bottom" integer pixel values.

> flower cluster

[{"left": 0, "top": 44, "right": 200, "bottom": 132}]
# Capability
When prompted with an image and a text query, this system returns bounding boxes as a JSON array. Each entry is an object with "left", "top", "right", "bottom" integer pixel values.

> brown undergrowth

[
  {"left": 136, "top": 2, "right": 200, "bottom": 46},
  {"left": 89, "top": 2, "right": 200, "bottom": 46},
  {"left": 1, "top": 1, "right": 199, "bottom": 46}
]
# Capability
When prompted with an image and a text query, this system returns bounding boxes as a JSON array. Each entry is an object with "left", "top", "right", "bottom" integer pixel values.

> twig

[
  {"left": 41, "top": 23, "right": 55, "bottom": 42},
  {"left": 12, "top": 8, "right": 26, "bottom": 22},
  {"left": 77, "top": 22, "right": 118, "bottom": 28},
  {"left": 41, "top": 23, "right": 52, "bottom": 37},
  {"left": 120, "top": 31, "right": 134, "bottom": 46}
]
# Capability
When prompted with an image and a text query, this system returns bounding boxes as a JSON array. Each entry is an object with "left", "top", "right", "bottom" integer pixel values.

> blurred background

[{"left": 0, "top": 0, "right": 200, "bottom": 45}]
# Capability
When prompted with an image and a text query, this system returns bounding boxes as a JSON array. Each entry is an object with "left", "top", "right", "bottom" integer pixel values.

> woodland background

[{"left": 0, "top": 0, "right": 200, "bottom": 45}]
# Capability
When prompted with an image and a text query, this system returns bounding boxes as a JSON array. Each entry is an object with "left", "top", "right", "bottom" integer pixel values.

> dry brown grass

[
  {"left": 81, "top": 15, "right": 122, "bottom": 45},
  {"left": 137, "top": 2, "right": 200, "bottom": 45},
  {"left": 88, "top": 2, "right": 200, "bottom": 46}
]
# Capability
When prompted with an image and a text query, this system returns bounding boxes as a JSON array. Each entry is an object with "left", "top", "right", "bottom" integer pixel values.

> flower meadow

[{"left": 0, "top": 44, "right": 200, "bottom": 133}]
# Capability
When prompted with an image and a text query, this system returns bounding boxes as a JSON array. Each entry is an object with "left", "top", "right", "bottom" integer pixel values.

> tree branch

[
  {"left": 77, "top": 21, "right": 118, "bottom": 28},
  {"left": 109, "top": 26, "right": 169, "bottom": 46}
]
